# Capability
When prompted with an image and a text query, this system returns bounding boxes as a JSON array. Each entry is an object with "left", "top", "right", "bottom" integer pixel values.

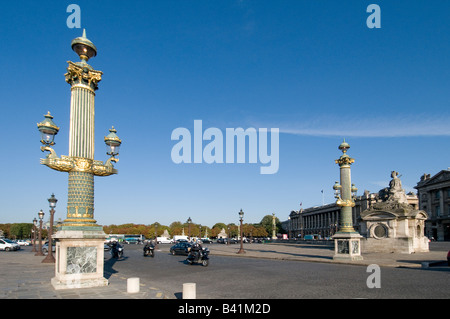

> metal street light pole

[
  {"left": 187, "top": 217, "right": 192, "bottom": 241},
  {"left": 42, "top": 194, "right": 57, "bottom": 263},
  {"left": 35, "top": 210, "right": 44, "bottom": 256},
  {"left": 237, "top": 209, "right": 246, "bottom": 254}
]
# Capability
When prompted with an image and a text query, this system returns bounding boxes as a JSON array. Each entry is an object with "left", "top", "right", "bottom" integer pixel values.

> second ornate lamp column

[{"left": 332, "top": 140, "right": 363, "bottom": 261}]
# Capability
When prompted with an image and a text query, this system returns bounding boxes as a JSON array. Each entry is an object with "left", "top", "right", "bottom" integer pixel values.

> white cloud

[{"left": 261, "top": 114, "right": 450, "bottom": 138}]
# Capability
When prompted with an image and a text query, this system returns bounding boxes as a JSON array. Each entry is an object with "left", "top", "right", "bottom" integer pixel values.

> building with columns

[
  {"left": 287, "top": 184, "right": 419, "bottom": 239},
  {"left": 415, "top": 169, "right": 450, "bottom": 241}
]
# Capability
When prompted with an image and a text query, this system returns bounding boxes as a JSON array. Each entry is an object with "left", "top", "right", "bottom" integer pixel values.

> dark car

[
  {"left": 216, "top": 238, "right": 227, "bottom": 244},
  {"left": 170, "top": 242, "right": 192, "bottom": 255}
]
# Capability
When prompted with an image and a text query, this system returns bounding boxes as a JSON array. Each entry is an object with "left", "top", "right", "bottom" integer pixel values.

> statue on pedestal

[{"left": 360, "top": 172, "right": 429, "bottom": 254}]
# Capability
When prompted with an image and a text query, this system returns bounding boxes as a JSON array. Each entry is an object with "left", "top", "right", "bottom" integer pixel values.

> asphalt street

[
  {"left": 1, "top": 242, "right": 448, "bottom": 300},
  {"left": 108, "top": 242, "right": 450, "bottom": 299}
]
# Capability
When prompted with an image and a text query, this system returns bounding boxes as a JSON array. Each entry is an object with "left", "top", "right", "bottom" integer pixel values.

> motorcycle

[
  {"left": 110, "top": 241, "right": 124, "bottom": 258},
  {"left": 143, "top": 242, "right": 155, "bottom": 257},
  {"left": 186, "top": 246, "right": 209, "bottom": 266}
]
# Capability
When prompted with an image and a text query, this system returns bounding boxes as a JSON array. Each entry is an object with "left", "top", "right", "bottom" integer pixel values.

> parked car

[
  {"left": 200, "top": 238, "right": 212, "bottom": 244},
  {"left": 42, "top": 242, "right": 56, "bottom": 255},
  {"left": 0, "top": 239, "right": 20, "bottom": 251},
  {"left": 157, "top": 237, "right": 174, "bottom": 244},
  {"left": 17, "top": 240, "right": 30, "bottom": 246},
  {"left": 170, "top": 242, "right": 192, "bottom": 255}
]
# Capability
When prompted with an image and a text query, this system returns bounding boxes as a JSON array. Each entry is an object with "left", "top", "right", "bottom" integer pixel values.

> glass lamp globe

[
  {"left": 104, "top": 126, "right": 122, "bottom": 156},
  {"left": 37, "top": 112, "right": 59, "bottom": 145}
]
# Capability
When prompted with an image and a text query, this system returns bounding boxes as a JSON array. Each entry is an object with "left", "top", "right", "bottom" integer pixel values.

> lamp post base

[
  {"left": 332, "top": 232, "right": 364, "bottom": 261},
  {"left": 42, "top": 254, "right": 55, "bottom": 263},
  {"left": 51, "top": 229, "right": 108, "bottom": 290}
]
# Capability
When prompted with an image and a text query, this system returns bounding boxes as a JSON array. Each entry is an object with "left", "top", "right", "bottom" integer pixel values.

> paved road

[
  {"left": 1, "top": 242, "right": 448, "bottom": 299},
  {"left": 110, "top": 243, "right": 450, "bottom": 299}
]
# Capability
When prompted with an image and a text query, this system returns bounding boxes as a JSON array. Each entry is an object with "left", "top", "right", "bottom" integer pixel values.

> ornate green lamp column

[
  {"left": 272, "top": 213, "right": 277, "bottom": 240},
  {"left": 332, "top": 140, "right": 363, "bottom": 261},
  {"left": 37, "top": 30, "right": 121, "bottom": 289}
]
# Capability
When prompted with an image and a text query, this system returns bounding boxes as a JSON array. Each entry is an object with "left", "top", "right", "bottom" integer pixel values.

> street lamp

[
  {"left": 332, "top": 139, "right": 363, "bottom": 261},
  {"left": 42, "top": 194, "right": 57, "bottom": 263},
  {"left": 37, "top": 29, "right": 120, "bottom": 289},
  {"left": 187, "top": 217, "right": 192, "bottom": 241},
  {"left": 288, "top": 216, "right": 291, "bottom": 240},
  {"left": 35, "top": 210, "right": 44, "bottom": 256},
  {"left": 104, "top": 126, "right": 122, "bottom": 167},
  {"left": 154, "top": 223, "right": 159, "bottom": 249},
  {"left": 31, "top": 218, "right": 38, "bottom": 253},
  {"left": 37, "top": 112, "right": 60, "bottom": 150},
  {"left": 237, "top": 209, "right": 246, "bottom": 254}
]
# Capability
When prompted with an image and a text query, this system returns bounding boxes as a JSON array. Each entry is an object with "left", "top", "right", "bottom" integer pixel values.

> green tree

[
  {"left": 9, "top": 223, "right": 33, "bottom": 239},
  {"left": 259, "top": 215, "right": 283, "bottom": 236}
]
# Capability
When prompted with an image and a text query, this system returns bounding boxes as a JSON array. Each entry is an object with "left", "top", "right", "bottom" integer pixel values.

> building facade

[
  {"left": 287, "top": 187, "right": 419, "bottom": 239},
  {"left": 415, "top": 169, "right": 450, "bottom": 241}
]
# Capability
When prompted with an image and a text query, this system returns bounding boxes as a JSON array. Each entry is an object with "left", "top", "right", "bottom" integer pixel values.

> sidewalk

[
  {"left": 209, "top": 241, "right": 450, "bottom": 268},
  {"left": 0, "top": 247, "right": 171, "bottom": 299}
]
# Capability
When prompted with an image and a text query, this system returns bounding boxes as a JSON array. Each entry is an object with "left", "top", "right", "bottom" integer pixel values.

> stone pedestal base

[
  {"left": 333, "top": 232, "right": 364, "bottom": 261},
  {"left": 51, "top": 229, "right": 108, "bottom": 290},
  {"left": 361, "top": 236, "right": 429, "bottom": 254}
]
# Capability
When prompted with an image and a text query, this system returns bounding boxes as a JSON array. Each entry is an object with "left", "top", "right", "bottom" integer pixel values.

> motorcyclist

[
  {"left": 110, "top": 240, "right": 122, "bottom": 258},
  {"left": 144, "top": 239, "right": 155, "bottom": 249},
  {"left": 190, "top": 240, "right": 203, "bottom": 260},
  {"left": 143, "top": 239, "right": 155, "bottom": 256}
]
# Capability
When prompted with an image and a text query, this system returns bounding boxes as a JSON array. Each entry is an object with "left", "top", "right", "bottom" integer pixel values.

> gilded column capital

[
  {"left": 335, "top": 154, "right": 355, "bottom": 167},
  {"left": 65, "top": 61, "right": 103, "bottom": 91}
]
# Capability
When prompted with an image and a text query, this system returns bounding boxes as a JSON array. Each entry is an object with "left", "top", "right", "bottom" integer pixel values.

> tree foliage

[
  {"left": 258, "top": 215, "right": 284, "bottom": 236},
  {"left": 101, "top": 220, "right": 269, "bottom": 239},
  {"left": 0, "top": 223, "right": 34, "bottom": 239}
]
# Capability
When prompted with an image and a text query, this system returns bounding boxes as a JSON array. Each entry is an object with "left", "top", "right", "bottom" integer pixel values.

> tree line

[{"left": 0, "top": 215, "right": 285, "bottom": 240}]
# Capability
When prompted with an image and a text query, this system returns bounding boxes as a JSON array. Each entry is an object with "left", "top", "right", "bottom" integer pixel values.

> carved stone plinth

[
  {"left": 51, "top": 230, "right": 108, "bottom": 290},
  {"left": 333, "top": 232, "right": 364, "bottom": 261}
]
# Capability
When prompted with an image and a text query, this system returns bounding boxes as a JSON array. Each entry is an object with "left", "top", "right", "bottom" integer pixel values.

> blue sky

[{"left": 1, "top": 0, "right": 449, "bottom": 227}]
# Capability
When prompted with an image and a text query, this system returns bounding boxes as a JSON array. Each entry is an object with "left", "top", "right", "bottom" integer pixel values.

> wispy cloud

[{"left": 257, "top": 114, "right": 450, "bottom": 138}]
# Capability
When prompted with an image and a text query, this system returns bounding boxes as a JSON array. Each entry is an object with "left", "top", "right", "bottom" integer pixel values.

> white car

[
  {"left": 17, "top": 240, "right": 30, "bottom": 246},
  {"left": 156, "top": 237, "right": 174, "bottom": 244},
  {"left": 0, "top": 239, "right": 20, "bottom": 251}
]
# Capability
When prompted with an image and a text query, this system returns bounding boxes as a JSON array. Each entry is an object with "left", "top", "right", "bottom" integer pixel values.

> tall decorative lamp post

[
  {"left": 272, "top": 213, "right": 277, "bottom": 240},
  {"left": 288, "top": 216, "right": 291, "bottom": 240},
  {"left": 42, "top": 194, "right": 57, "bottom": 263},
  {"left": 37, "top": 30, "right": 121, "bottom": 289},
  {"left": 187, "top": 217, "right": 192, "bottom": 241},
  {"left": 237, "top": 209, "right": 246, "bottom": 254},
  {"left": 332, "top": 140, "right": 363, "bottom": 261},
  {"left": 35, "top": 210, "right": 45, "bottom": 256}
]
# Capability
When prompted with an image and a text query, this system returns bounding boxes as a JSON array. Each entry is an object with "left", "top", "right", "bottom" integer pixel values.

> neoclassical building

[
  {"left": 287, "top": 177, "right": 419, "bottom": 239},
  {"left": 415, "top": 169, "right": 450, "bottom": 241}
]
